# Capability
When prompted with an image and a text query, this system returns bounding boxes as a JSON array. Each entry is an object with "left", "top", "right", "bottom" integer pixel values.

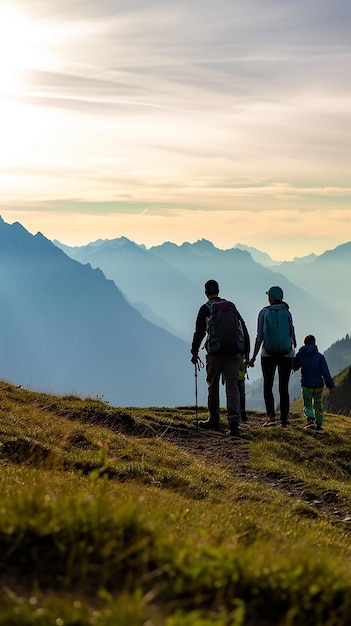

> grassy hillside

[
  {"left": 1, "top": 381, "right": 351, "bottom": 625},
  {"left": 324, "top": 364, "right": 351, "bottom": 416}
]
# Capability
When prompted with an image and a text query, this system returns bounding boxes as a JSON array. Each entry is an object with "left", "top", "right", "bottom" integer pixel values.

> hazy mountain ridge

[
  {"left": 233, "top": 243, "right": 280, "bottom": 266},
  {"left": 56, "top": 236, "right": 350, "bottom": 359},
  {"left": 56, "top": 236, "right": 198, "bottom": 340},
  {"left": 2, "top": 216, "right": 350, "bottom": 408},
  {"left": 0, "top": 217, "right": 194, "bottom": 406},
  {"left": 277, "top": 241, "right": 351, "bottom": 334},
  {"left": 54, "top": 234, "right": 350, "bottom": 410},
  {"left": 233, "top": 244, "right": 317, "bottom": 267}
]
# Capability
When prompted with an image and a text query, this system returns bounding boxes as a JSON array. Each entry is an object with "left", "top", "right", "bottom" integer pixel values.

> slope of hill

[
  {"left": 324, "top": 364, "right": 351, "bottom": 416},
  {"left": 324, "top": 335, "right": 351, "bottom": 376},
  {"left": 0, "top": 217, "right": 194, "bottom": 406},
  {"left": 1, "top": 380, "right": 351, "bottom": 625}
]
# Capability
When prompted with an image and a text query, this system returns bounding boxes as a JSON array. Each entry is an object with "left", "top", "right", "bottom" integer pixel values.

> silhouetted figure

[
  {"left": 249, "top": 286, "right": 296, "bottom": 428},
  {"left": 191, "top": 279, "right": 250, "bottom": 437},
  {"left": 293, "top": 334, "right": 334, "bottom": 432}
]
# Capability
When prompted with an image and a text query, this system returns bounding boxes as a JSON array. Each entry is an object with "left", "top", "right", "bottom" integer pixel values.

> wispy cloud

[{"left": 1, "top": 0, "right": 350, "bottom": 259}]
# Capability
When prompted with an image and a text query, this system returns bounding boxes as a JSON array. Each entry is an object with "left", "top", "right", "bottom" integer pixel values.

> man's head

[
  {"left": 266, "top": 285, "right": 283, "bottom": 303},
  {"left": 304, "top": 334, "right": 316, "bottom": 346},
  {"left": 205, "top": 279, "right": 219, "bottom": 298}
]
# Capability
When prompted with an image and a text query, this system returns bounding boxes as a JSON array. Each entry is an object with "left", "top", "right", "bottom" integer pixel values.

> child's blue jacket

[{"left": 293, "top": 344, "right": 334, "bottom": 389}]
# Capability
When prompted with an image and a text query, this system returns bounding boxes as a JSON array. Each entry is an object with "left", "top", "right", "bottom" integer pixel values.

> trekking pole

[{"left": 194, "top": 356, "right": 204, "bottom": 428}]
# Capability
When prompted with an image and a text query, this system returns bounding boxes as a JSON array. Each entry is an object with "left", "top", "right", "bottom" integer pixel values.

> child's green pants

[{"left": 302, "top": 386, "right": 324, "bottom": 425}]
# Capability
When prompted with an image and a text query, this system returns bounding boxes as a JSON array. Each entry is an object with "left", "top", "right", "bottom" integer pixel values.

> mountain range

[
  {"left": 0, "top": 217, "right": 194, "bottom": 406},
  {"left": 0, "top": 215, "right": 349, "bottom": 407},
  {"left": 54, "top": 234, "right": 351, "bottom": 409},
  {"left": 56, "top": 236, "right": 350, "bottom": 361}
]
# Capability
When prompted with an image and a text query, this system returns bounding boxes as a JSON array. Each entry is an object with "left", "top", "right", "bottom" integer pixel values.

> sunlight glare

[{"left": 0, "top": 4, "right": 38, "bottom": 94}]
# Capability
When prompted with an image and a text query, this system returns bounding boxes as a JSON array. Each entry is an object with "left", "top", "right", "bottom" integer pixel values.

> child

[
  {"left": 293, "top": 335, "right": 334, "bottom": 431},
  {"left": 238, "top": 356, "right": 247, "bottom": 422}
]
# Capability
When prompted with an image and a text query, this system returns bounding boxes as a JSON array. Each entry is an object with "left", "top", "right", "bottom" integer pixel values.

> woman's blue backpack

[{"left": 263, "top": 304, "right": 292, "bottom": 355}]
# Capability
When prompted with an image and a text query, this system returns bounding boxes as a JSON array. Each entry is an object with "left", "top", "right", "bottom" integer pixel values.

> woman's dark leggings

[{"left": 261, "top": 356, "right": 294, "bottom": 424}]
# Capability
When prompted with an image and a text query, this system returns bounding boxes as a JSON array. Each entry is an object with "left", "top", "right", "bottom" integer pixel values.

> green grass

[
  {"left": 0, "top": 381, "right": 351, "bottom": 624},
  {"left": 249, "top": 416, "right": 351, "bottom": 500}
]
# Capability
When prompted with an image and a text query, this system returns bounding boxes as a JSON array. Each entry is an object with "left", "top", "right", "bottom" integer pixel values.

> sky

[{"left": 0, "top": 0, "right": 350, "bottom": 261}]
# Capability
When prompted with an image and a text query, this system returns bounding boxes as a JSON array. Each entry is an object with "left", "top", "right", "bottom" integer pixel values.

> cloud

[{"left": 2, "top": 0, "right": 350, "bottom": 258}]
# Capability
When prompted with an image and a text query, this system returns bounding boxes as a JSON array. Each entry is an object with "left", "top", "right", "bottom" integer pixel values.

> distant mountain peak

[
  {"left": 291, "top": 253, "right": 317, "bottom": 265},
  {"left": 192, "top": 238, "right": 216, "bottom": 249},
  {"left": 0, "top": 218, "right": 27, "bottom": 236},
  {"left": 158, "top": 239, "right": 216, "bottom": 251},
  {"left": 318, "top": 241, "right": 351, "bottom": 261},
  {"left": 234, "top": 243, "right": 279, "bottom": 266},
  {"left": 183, "top": 239, "right": 218, "bottom": 256}
]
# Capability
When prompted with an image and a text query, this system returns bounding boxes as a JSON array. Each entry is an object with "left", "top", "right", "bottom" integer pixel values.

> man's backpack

[
  {"left": 263, "top": 304, "right": 292, "bottom": 355},
  {"left": 205, "top": 299, "right": 245, "bottom": 355}
]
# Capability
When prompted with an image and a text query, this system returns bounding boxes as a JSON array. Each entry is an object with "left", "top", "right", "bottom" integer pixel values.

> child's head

[{"left": 304, "top": 334, "right": 316, "bottom": 345}]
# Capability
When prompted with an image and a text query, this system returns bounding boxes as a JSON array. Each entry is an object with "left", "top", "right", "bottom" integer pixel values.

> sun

[
  {"left": 0, "top": 4, "right": 37, "bottom": 94},
  {"left": 0, "top": 4, "right": 46, "bottom": 171}
]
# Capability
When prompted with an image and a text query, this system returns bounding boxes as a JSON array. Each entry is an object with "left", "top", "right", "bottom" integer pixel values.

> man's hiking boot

[
  {"left": 262, "top": 417, "right": 276, "bottom": 427},
  {"left": 304, "top": 419, "right": 315, "bottom": 429},
  {"left": 198, "top": 419, "right": 221, "bottom": 431},
  {"left": 228, "top": 422, "right": 240, "bottom": 437},
  {"left": 241, "top": 413, "right": 248, "bottom": 422},
  {"left": 316, "top": 424, "right": 324, "bottom": 433}
]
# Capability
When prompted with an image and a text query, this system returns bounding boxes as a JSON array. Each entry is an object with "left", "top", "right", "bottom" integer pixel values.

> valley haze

[{"left": 0, "top": 216, "right": 349, "bottom": 408}]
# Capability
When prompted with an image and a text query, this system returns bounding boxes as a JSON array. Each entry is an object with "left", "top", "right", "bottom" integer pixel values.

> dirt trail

[{"left": 160, "top": 411, "right": 351, "bottom": 526}]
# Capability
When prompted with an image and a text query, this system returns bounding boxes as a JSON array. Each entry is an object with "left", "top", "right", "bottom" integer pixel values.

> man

[
  {"left": 248, "top": 286, "right": 296, "bottom": 428},
  {"left": 191, "top": 279, "right": 250, "bottom": 437}
]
